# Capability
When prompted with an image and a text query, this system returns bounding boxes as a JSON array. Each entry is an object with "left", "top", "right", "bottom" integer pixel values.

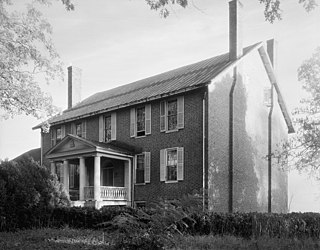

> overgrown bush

[{"left": 0, "top": 157, "right": 70, "bottom": 231}]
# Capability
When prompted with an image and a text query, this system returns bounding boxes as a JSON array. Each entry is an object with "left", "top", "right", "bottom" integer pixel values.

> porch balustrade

[{"left": 84, "top": 186, "right": 127, "bottom": 200}]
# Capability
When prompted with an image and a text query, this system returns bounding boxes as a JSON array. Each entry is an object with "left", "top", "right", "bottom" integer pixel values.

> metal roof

[{"left": 34, "top": 43, "right": 260, "bottom": 128}]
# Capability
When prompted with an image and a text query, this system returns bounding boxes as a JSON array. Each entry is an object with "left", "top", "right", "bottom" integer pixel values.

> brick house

[{"left": 33, "top": 0, "right": 294, "bottom": 212}]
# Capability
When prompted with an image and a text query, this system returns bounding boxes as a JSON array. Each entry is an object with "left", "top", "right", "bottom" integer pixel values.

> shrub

[{"left": 0, "top": 157, "right": 70, "bottom": 231}]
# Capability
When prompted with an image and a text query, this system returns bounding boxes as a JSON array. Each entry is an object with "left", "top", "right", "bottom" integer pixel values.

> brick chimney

[
  {"left": 68, "top": 66, "right": 82, "bottom": 109},
  {"left": 229, "top": 0, "right": 243, "bottom": 61}
]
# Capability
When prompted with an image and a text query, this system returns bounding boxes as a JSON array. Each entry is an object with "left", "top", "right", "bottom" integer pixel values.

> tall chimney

[
  {"left": 229, "top": 0, "right": 243, "bottom": 61},
  {"left": 68, "top": 66, "right": 82, "bottom": 109}
]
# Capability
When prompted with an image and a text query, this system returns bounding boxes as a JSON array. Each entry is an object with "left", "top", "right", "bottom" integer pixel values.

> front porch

[{"left": 47, "top": 135, "right": 134, "bottom": 209}]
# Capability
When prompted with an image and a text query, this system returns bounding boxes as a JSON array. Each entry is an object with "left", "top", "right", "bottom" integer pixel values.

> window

[
  {"left": 136, "top": 107, "right": 146, "bottom": 137},
  {"left": 105, "top": 115, "right": 112, "bottom": 142},
  {"left": 135, "top": 152, "right": 151, "bottom": 184},
  {"left": 76, "top": 123, "right": 82, "bottom": 137},
  {"left": 51, "top": 125, "right": 65, "bottom": 147},
  {"left": 99, "top": 113, "right": 116, "bottom": 142},
  {"left": 71, "top": 121, "right": 86, "bottom": 138},
  {"left": 136, "top": 154, "right": 145, "bottom": 184},
  {"left": 160, "top": 96, "right": 184, "bottom": 132},
  {"left": 160, "top": 147, "right": 184, "bottom": 182},
  {"left": 56, "top": 127, "right": 62, "bottom": 143},
  {"left": 130, "top": 104, "right": 151, "bottom": 137},
  {"left": 166, "top": 149, "right": 177, "bottom": 181},
  {"left": 167, "top": 100, "right": 178, "bottom": 131},
  {"left": 55, "top": 162, "right": 64, "bottom": 183},
  {"left": 69, "top": 164, "right": 79, "bottom": 188}
]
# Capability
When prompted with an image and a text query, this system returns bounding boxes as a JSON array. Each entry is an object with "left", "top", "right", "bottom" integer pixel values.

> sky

[{"left": 0, "top": 0, "right": 320, "bottom": 212}]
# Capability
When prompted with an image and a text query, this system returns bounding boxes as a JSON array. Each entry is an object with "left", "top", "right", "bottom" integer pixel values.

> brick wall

[{"left": 42, "top": 87, "right": 206, "bottom": 205}]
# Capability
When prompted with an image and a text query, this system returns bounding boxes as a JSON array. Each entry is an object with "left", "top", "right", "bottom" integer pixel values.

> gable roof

[
  {"left": 33, "top": 42, "right": 261, "bottom": 129},
  {"left": 46, "top": 134, "right": 136, "bottom": 160}
]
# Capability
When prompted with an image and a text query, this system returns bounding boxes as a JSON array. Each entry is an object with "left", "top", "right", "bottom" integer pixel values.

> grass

[{"left": 1, "top": 228, "right": 320, "bottom": 249}]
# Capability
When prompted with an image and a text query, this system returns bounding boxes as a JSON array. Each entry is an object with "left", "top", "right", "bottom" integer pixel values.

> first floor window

[
  {"left": 135, "top": 152, "right": 151, "bottom": 184},
  {"left": 69, "top": 164, "right": 79, "bottom": 188},
  {"left": 136, "top": 154, "right": 145, "bottom": 184},
  {"left": 166, "top": 149, "right": 177, "bottom": 181},
  {"left": 55, "top": 162, "right": 64, "bottom": 183},
  {"left": 160, "top": 147, "right": 184, "bottom": 182},
  {"left": 105, "top": 115, "right": 111, "bottom": 142}
]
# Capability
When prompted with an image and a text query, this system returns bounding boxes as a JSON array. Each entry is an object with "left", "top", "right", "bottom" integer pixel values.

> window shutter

[
  {"left": 99, "top": 115, "right": 104, "bottom": 142},
  {"left": 71, "top": 123, "right": 76, "bottom": 135},
  {"left": 51, "top": 129, "right": 56, "bottom": 147},
  {"left": 177, "top": 147, "right": 184, "bottom": 181},
  {"left": 111, "top": 112, "right": 117, "bottom": 140},
  {"left": 130, "top": 108, "right": 136, "bottom": 137},
  {"left": 133, "top": 156, "right": 137, "bottom": 184},
  {"left": 177, "top": 96, "right": 184, "bottom": 129},
  {"left": 144, "top": 152, "right": 151, "bottom": 183},
  {"left": 160, "top": 149, "right": 166, "bottom": 181},
  {"left": 82, "top": 121, "right": 87, "bottom": 138},
  {"left": 145, "top": 104, "right": 151, "bottom": 135},
  {"left": 160, "top": 101, "right": 166, "bottom": 132},
  {"left": 61, "top": 125, "right": 66, "bottom": 138}
]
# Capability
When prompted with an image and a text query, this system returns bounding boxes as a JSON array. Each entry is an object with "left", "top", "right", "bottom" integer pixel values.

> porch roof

[{"left": 46, "top": 134, "right": 137, "bottom": 160}]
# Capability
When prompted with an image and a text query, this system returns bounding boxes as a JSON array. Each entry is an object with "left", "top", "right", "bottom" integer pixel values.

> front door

[{"left": 102, "top": 167, "right": 114, "bottom": 186}]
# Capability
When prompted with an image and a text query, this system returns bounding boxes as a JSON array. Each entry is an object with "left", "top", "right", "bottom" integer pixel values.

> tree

[
  {"left": 145, "top": 0, "right": 318, "bottom": 23},
  {"left": 0, "top": 0, "right": 73, "bottom": 120},
  {"left": 279, "top": 47, "right": 320, "bottom": 179}
]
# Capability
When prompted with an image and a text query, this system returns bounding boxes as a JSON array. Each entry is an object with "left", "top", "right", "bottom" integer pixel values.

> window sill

[
  {"left": 165, "top": 129, "right": 179, "bottom": 134},
  {"left": 135, "top": 135, "right": 147, "bottom": 139},
  {"left": 134, "top": 183, "right": 146, "bottom": 186},
  {"left": 165, "top": 180, "right": 179, "bottom": 184}
]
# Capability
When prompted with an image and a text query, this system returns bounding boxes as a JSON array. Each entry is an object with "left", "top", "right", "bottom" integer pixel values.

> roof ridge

[{"left": 65, "top": 53, "right": 229, "bottom": 113}]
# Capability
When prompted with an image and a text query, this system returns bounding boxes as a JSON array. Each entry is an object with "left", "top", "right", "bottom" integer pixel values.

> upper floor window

[
  {"left": 136, "top": 107, "right": 146, "bottom": 137},
  {"left": 71, "top": 120, "right": 86, "bottom": 138},
  {"left": 105, "top": 115, "right": 112, "bottom": 142},
  {"left": 160, "top": 147, "right": 184, "bottom": 182},
  {"left": 56, "top": 127, "right": 62, "bottom": 143},
  {"left": 99, "top": 113, "right": 116, "bottom": 142},
  {"left": 130, "top": 104, "right": 151, "bottom": 137},
  {"left": 76, "top": 123, "right": 82, "bottom": 137},
  {"left": 135, "top": 152, "right": 151, "bottom": 184},
  {"left": 160, "top": 96, "right": 184, "bottom": 132},
  {"left": 51, "top": 125, "right": 65, "bottom": 147}
]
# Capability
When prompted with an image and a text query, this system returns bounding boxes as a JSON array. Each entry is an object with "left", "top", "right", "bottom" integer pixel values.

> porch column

[
  {"left": 79, "top": 157, "right": 86, "bottom": 201},
  {"left": 124, "top": 159, "right": 132, "bottom": 206},
  {"left": 94, "top": 156, "right": 101, "bottom": 201},
  {"left": 63, "top": 160, "right": 69, "bottom": 193},
  {"left": 50, "top": 162, "right": 56, "bottom": 175}
]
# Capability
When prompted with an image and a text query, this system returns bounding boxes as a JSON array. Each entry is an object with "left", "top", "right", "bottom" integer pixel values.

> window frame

[
  {"left": 75, "top": 123, "right": 82, "bottom": 137},
  {"left": 104, "top": 115, "right": 112, "bottom": 142},
  {"left": 136, "top": 106, "right": 146, "bottom": 137},
  {"left": 166, "top": 148, "right": 178, "bottom": 182},
  {"left": 167, "top": 99, "right": 178, "bottom": 132},
  {"left": 135, "top": 153, "right": 145, "bottom": 184},
  {"left": 56, "top": 127, "right": 62, "bottom": 143}
]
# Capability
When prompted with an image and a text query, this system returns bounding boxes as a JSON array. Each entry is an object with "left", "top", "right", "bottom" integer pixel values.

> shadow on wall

[{"left": 208, "top": 74, "right": 260, "bottom": 212}]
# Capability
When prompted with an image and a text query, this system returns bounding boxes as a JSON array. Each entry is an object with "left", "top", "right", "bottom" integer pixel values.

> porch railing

[{"left": 84, "top": 186, "right": 127, "bottom": 200}]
